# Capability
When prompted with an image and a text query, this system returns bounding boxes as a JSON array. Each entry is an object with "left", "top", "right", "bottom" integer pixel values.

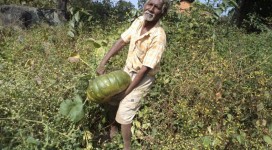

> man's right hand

[{"left": 96, "top": 65, "right": 106, "bottom": 75}]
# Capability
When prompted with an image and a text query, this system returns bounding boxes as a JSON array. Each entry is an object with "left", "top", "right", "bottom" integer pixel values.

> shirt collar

[{"left": 137, "top": 16, "right": 161, "bottom": 39}]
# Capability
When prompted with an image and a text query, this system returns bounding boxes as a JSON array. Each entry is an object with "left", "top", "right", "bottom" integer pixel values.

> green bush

[{"left": 0, "top": 4, "right": 271, "bottom": 150}]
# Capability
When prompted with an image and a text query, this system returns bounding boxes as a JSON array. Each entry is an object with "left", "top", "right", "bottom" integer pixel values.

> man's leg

[
  {"left": 121, "top": 123, "right": 132, "bottom": 150},
  {"left": 106, "top": 104, "right": 119, "bottom": 138},
  {"left": 110, "top": 122, "right": 118, "bottom": 138}
]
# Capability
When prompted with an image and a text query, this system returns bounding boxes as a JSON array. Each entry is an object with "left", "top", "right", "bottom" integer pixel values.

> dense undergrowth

[{"left": 0, "top": 5, "right": 272, "bottom": 150}]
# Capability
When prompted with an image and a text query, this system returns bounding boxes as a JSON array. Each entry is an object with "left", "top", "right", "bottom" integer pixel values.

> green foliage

[
  {"left": 244, "top": 12, "right": 270, "bottom": 32},
  {"left": 0, "top": 0, "right": 55, "bottom": 7},
  {"left": 263, "top": 135, "right": 272, "bottom": 145},
  {"left": 0, "top": 2, "right": 271, "bottom": 150},
  {"left": 212, "top": 0, "right": 237, "bottom": 18},
  {"left": 128, "top": 4, "right": 272, "bottom": 149},
  {"left": 65, "top": 0, "right": 136, "bottom": 37},
  {"left": 113, "top": 0, "right": 135, "bottom": 21},
  {"left": 59, "top": 95, "right": 85, "bottom": 123},
  {"left": 0, "top": 25, "right": 116, "bottom": 149},
  {"left": 233, "top": 0, "right": 272, "bottom": 32}
]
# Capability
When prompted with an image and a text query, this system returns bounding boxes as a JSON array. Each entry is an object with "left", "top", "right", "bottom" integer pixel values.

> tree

[
  {"left": 137, "top": 0, "right": 146, "bottom": 9},
  {"left": 232, "top": 0, "right": 272, "bottom": 31},
  {"left": 114, "top": 0, "right": 135, "bottom": 21}
]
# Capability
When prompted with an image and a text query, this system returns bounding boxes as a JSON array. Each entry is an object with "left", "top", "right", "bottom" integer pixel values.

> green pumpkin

[{"left": 86, "top": 70, "right": 131, "bottom": 103}]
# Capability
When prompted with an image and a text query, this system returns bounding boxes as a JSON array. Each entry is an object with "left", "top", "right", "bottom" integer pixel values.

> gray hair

[{"left": 145, "top": 0, "right": 170, "bottom": 16}]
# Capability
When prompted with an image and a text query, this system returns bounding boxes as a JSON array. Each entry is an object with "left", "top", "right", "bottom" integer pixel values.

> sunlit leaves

[
  {"left": 203, "top": 0, "right": 238, "bottom": 20},
  {"left": 74, "top": 11, "right": 80, "bottom": 22},
  {"left": 87, "top": 38, "right": 107, "bottom": 48},
  {"left": 86, "top": 38, "right": 107, "bottom": 64},
  {"left": 68, "top": 52, "right": 80, "bottom": 63},
  {"left": 263, "top": 135, "right": 272, "bottom": 145},
  {"left": 82, "top": 131, "right": 94, "bottom": 149},
  {"left": 1, "top": 4, "right": 272, "bottom": 149},
  {"left": 68, "top": 9, "right": 82, "bottom": 38},
  {"left": 67, "top": 30, "right": 75, "bottom": 38},
  {"left": 269, "top": 123, "right": 272, "bottom": 132}
]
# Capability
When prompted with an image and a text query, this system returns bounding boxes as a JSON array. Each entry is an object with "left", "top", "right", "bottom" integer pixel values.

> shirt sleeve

[
  {"left": 121, "top": 18, "right": 141, "bottom": 43},
  {"left": 142, "top": 33, "right": 166, "bottom": 69}
]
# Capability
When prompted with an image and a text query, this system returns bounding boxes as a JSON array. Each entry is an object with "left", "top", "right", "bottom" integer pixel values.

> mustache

[{"left": 144, "top": 10, "right": 154, "bottom": 17}]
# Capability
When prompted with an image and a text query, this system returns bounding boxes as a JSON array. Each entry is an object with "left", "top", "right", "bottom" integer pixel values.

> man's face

[{"left": 143, "top": 0, "right": 164, "bottom": 22}]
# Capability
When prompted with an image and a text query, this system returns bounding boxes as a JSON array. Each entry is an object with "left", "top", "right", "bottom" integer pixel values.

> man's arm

[
  {"left": 115, "top": 66, "right": 151, "bottom": 100},
  {"left": 96, "top": 38, "right": 127, "bottom": 75}
]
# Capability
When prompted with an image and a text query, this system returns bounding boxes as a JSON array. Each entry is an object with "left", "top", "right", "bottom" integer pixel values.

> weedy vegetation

[{"left": 0, "top": 1, "right": 272, "bottom": 150}]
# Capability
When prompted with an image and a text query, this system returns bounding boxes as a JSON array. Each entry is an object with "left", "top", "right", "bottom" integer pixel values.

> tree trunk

[
  {"left": 232, "top": 0, "right": 254, "bottom": 27},
  {"left": 232, "top": 0, "right": 272, "bottom": 29}
]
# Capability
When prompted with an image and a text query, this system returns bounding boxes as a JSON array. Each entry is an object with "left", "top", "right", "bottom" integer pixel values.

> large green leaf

[
  {"left": 263, "top": 135, "right": 272, "bottom": 145},
  {"left": 67, "top": 31, "right": 75, "bottom": 38},
  {"left": 269, "top": 123, "right": 272, "bottom": 132},
  {"left": 203, "top": 136, "right": 211, "bottom": 147},
  {"left": 59, "top": 95, "right": 85, "bottom": 123},
  {"left": 26, "top": 136, "right": 40, "bottom": 145},
  {"left": 87, "top": 38, "right": 101, "bottom": 48},
  {"left": 74, "top": 11, "right": 80, "bottom": 22}
]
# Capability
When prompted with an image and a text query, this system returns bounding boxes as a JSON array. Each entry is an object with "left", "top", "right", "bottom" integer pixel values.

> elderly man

[{"left": 96, "top": 0, "right": 169, "bottom": 149}]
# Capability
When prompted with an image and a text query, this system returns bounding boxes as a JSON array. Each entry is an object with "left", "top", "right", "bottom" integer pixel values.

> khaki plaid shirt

[{"left": 121, "top": 16, "right": 167, "bottom": 76}]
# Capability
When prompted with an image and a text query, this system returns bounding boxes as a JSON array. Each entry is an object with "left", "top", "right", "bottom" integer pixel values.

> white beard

[{"left": 144, "top": 11, "right": 155, "bottom": 21}]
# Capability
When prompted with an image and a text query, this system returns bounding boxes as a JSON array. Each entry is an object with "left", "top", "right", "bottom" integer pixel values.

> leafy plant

[
  {"left": 0, "top": 2, "right": 271, "bottom": 149},
  {"left": 59, "top": 95, "right": 85, "bottom": 123}
]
